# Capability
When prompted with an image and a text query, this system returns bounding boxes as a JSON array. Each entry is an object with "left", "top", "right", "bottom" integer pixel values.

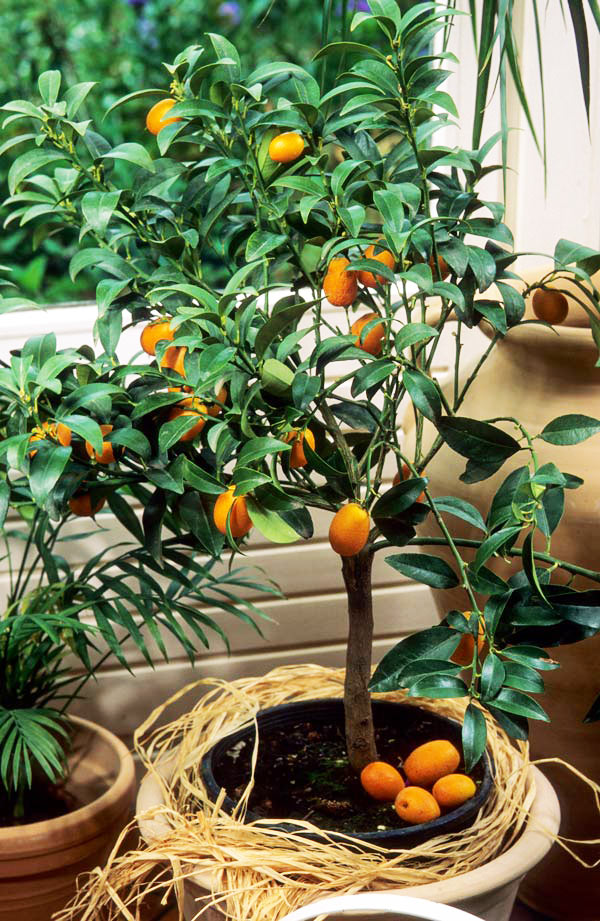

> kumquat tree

[{"left": 3, "top": 1, "right": 600, "bottom": 782}]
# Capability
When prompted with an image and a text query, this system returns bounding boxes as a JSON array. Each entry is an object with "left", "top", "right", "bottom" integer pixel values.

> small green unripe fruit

[{"left": 260, "top": 358, "right": 295, "bottom": 396}]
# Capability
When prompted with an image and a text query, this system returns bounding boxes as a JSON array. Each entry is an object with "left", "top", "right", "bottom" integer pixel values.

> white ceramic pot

[
  {"left": 0, "top": 716, "right": 135, "bottom": 921},
  {"left": 137, "top": 757, "right": 559, "bottom": 921}
]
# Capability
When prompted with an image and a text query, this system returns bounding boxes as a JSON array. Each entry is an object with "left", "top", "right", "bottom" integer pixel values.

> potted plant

[
  {"left": 2, "top": 1, "right": 600, "bottom": 919},
  {"left": 0, "top": 324, "right": 276, "bottom": 920}
]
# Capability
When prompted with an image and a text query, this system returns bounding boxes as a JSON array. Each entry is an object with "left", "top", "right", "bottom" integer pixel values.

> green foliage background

[{"left": 0, "top": 0, "right": 330, "bottom": 302}]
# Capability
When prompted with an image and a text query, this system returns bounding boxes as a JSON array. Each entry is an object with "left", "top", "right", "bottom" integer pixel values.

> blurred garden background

[{"left": 0, "top": 0, "right": 384, "bottom": 303}]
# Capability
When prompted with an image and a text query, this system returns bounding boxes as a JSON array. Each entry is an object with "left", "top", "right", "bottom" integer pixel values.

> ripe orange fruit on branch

[
  {"left": 161, "top": 345, "right": 187, "bottom": 377},
  {"left": 428, "top": 253, "right": 450, "bottom": 280},
  {"left": 532, "top": 288, "right": 569, "bottom": 325},
  {"left": 328, "top": 503, "right": 370, "bottom": 557},
  {"left": 29, "top": 421, "right": 72, "bottom": 455},
  {"left": 450, "top": 611, "right": 485, "bottom": 666},
  {"left": 167, "top": 401, "right": 207, "bottom": 442},
  {"left": 213, "top": 486, "right": 252, "bottom": 539},
  {"left": 140, "top": 319, "right": 175, "bottom": 356},
  {"left": 432, "top": 774, "right": 476, "bottom": 809},
  {"left": 68, "top": 493, "right": 106, "bottom": 517},
  {"left": 323, "top": 257, "right": 358, "bottom": 307},
  {"left": 283, "top": 428, "right": 316, "bottom": 468},
  {"left": 403, "top": 740, "right": 461, "bottom": 787},
  {"left": 268, "top": 131, "right": 305, "bottom": 164},
  {"left": 283, "top": 428, "right": 315, "bottom": 469},
  {"left": 85, "top": 424, "right": 118, "bottom": 465},
  {"left": 146, "top": 98, "right": 181, "bottom": 135},
  {"left": 358, "top": 244, "right": 395, "bottom": 288},
  {"left": 351, "top": 312, "right": 385, "bottom": 356},
  {"left": 394, "top": 786, "right": 441, "bottom": 824},
  {"left": 360, "top": 761, "right": 405, "bottom": 801}
]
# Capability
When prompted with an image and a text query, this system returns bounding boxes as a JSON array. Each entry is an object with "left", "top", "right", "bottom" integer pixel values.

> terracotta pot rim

[
  {"left": 0, "top": 715, "right": 135, "bottom": 851},
  {"left": 137, "top": 752, "right": 560, "bottom": 903}
]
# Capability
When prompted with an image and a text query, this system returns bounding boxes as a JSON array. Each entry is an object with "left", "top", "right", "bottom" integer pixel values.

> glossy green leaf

[
  {"left": 385, "top": 552, "right": 459, "bottom": 589},
  {"left": 462, "top": 703, "right": 488, "bottom": 772},
  {"left": 539, "top": 414, "right": 600, "bottom": 446}
]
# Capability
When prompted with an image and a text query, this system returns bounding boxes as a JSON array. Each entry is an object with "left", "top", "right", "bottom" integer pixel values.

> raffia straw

[{"left": 56, "top": 664, "right": 551, "bottom": 921}]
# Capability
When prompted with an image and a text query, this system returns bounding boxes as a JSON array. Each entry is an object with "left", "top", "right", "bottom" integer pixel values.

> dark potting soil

[
  {"left": 0, "top": 782, "right": 80, "bottom": 827},
  {"left": 212, "top": 714, "right": 478, "bottom": 835}
]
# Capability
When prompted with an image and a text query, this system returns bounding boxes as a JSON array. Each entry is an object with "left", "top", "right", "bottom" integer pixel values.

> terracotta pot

[
  {"left": 137, "top": 744, "right": 560, "bottom": 921},
  {"left": 0, "top": 716, "right": 135, "bottom": 921},
  {"left": 402, "top": 269, "right": 600, "bottom": 918}
]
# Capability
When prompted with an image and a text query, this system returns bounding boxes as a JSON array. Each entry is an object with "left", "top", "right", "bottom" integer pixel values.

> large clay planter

[
  {"left": 137, "top": 753, "right": 559, "bottom": 921},
  {"left": 402, "top": 269, "right": 600, "bottom": 918},
  {"left": 0, "top": 716, "right": 136, "bottom": 921}
]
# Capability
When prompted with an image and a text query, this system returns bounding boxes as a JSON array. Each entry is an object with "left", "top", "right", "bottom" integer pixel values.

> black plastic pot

[{"left": 200, "top": 697, "right": 493, "bottom": 849}]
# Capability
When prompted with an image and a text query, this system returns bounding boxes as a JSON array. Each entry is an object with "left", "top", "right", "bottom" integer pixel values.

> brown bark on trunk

[{"left": 342, "top": 548, "right": 377, "bottom": 773}]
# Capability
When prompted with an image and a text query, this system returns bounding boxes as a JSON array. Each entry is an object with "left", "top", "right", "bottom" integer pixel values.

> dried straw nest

[{"left": 58, "top": 664, "right": 554, "bottom": 921}]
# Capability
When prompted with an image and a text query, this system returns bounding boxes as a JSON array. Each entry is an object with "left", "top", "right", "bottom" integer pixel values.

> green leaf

[
  {"left": 501, "top": 645, "right": 559, "bottom": 671},
  {"left": 104, "top": 88, "right": 165, "bottom": 118},
  {"left": 81, "top": 191, "right": 121, "bottom": 234},
  {"left": 407, "top": 675, "right": 468, "bottom": 699},
  {"left": 539, "top": 414, "right": 600, "bottom": 446},
  {"left": 553, "top": 238, "right": 599, "bottom": 267},
  {"left": 238, "top": 436, "right": 289, "bottom": 467},
  {"left": 244, "top": 497, "right": 300, "bottom": 544},
  {"left": 64, "top": 82, "right": 96, "bottom": 118},
  {"left": 480, "top": 654, "right": 506, "bottom": 701},
  {"left": 351, "top": 359, "right": 395, "bottom": 397},
  {"left": 57, "top": 415, "right": 103, "bottom": 454},
  {"left": 255, "top": 298, "right": 314, "bottom": 359},
  {"left": 0, "top": 481, "right": 9, "bottom": 529},
  {"left": 38, "top": 71, "right": 61, "bottom": 105},
  {"left": 488, "top": 688, "right": 549, "bottom": 722},
  {"left": 313, "top": 41, "right": 387, "bottom": 62},
  {"left": 566, "top": 0, "right": 591, "bottom": 121},
  {"left": 472, "top": 525, "right": 522, "bottom": 572},
  {"left": 158, "top": 414, "right": 205, "bottom": 453},
  {"left": 142, "top": 489, "right": 166, "bottom": 564},
  {"left": 433, "top": 496, "right": 487, "bottom": 532},
  {"left": 403, "top": 368, "right": 442, "bottom": 423},
  {"left": 8, "top": 150, "right": 68, "bottom": 195},
  {"left": 107, "top": 492, "right": 144, "bottom": 543},
  {"left": 245, "top": 231, "right": 286, "bottom": 261},
  {"left": 502, "top": 661, "right": 545, "bottom": 694},
  {"left": 437, "top": 417, "right": 521, "bottom": 464},
  {"left": 103, "top": 143, "right": 155, "bottom": 172},
  {"left": 385, "top": 552, "right": 459, "bottom": 589},
  {"left": 462, "top": 703, "right": 488, "bottom": 772},
  {"left": 372, "top": 477, "right": 427, "bottom": 517},
  {"left": 467, "top": 246, "right": 496, "bottom": 290},
  {"left": 370, "top": 626, "right": 459, "bottom": 692},
  {"left": 29, "top": 444, "right": 71, "bottom": 506},
  {"left": 395, "top": 323, "right": 438, "bottom": 351},
  {"left": 184, "top": 459, "right": 224, "bottom": 495}
]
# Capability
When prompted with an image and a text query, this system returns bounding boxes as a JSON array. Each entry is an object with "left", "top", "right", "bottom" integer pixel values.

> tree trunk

[{"left": 342, "top": 548, "right": 377, "bottom": 773}]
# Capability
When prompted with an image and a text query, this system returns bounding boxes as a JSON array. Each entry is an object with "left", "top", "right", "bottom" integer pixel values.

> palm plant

[{"left": 0, "top": 332, "right": 277, "bottom": 820}]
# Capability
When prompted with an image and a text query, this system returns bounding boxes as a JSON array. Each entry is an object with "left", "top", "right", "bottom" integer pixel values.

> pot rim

[
  {"left": 0, "top": 715, "right": 135, "bottom": 850},
  {"left": 137, "top": 752, "right": 560, "bottom": 903}
]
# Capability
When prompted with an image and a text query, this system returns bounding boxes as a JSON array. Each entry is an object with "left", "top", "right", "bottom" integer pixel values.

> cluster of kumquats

[{"left": 360, "top": 738, "right": 478, "bottom": 825}]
